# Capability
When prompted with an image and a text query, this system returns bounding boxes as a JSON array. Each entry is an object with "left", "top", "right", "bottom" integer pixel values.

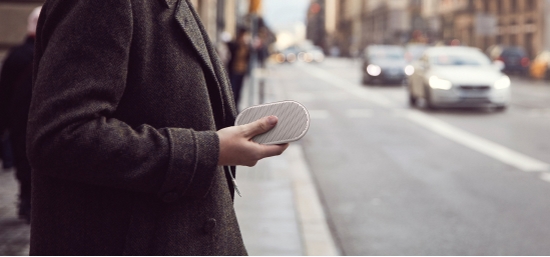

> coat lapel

[
  {"left": 170, "top": 0, "right": 239, "bottom": 198},
  {"left": 173, "top": 0, "right": 238, "bottom": 125},
  {"left": 174, "top": 0, "right": 217, "bottom": 84},
  {"left": 162, "top": 0, "right": 177, "bottom": 8}
]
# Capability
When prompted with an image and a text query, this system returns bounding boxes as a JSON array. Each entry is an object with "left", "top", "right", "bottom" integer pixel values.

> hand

[{"left": 217, "top": 116, "right": 289, "bottom": 166}]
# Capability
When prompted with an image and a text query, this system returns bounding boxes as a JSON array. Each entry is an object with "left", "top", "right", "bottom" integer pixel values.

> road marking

[
  {"left": 323, "top": 92, "right": 349, "bottom": 101},
  {"left": 405, "top": 111, "right": 550, "bottom": 172},
  {"left": 300, "top": 65, "right": 397, "bottom": 108},
  {"left": 309, "top": 110, "right": 330, "bottom": 119},
  {"left": 346, "top": 109, "right": 373, "bottom": 118},
  {"left": 290, "top": 92, "right": 315, "bottom": 102},
  {"left": 528, "top": 109, "right": 550, "bottom": 118},
  {"left": 287, "top": 145, "right": 340, "bottom": 256},
  {"left": 541, "top": 173, "right": 550, "bottom": 182},
  {"left": 299, "top": 64, "right": 550, "bottom": 173}
]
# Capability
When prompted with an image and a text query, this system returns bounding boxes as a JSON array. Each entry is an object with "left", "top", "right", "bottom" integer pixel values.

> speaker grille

[{"left": 235, "top": 101, "right": 310, "bottom": 144}]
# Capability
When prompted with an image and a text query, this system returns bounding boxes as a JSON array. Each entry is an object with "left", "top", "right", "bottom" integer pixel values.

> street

[
  {"left": 268, "top": 58, "right": 550, "bottom": 255},
  {"left": 0, "top": 57, "right": 549, "bottom": 256}
]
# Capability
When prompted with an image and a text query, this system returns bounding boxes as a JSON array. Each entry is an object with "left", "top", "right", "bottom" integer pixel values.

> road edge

[{"left": 287, "top": 144, "right": 340, "bottom": 256}]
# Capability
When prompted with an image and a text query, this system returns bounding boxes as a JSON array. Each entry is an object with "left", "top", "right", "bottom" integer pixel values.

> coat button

[
  {"left": 203, "top": 218, "right": 217, "bottom": 234},
  {"left": 162, "top": 192, "right": 178, "bottom": 203}
]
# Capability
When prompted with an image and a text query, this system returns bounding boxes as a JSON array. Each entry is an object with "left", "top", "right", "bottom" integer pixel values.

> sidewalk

[
  {"left": 234, "top": 144, "right": 339, "bottom": 256},
  {"left": 0, "top": 168, "right": 30, "bottom": 256},
  {"left": 0, "top": 64, "right": 339, "bottom": 256},
  {"left": 234, "top": 65, "right": 338, "bottom": 256}
]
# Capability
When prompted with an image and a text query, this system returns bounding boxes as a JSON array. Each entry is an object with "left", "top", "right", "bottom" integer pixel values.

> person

[
  {"left": 227, "top": 27, "right": 251, "bottom": 108},
  {"left": 0, "top": 6, "right": 41, "bottom": 224},
  {"left": 28, "top": 0, "right": 288, "bottom": 255}
]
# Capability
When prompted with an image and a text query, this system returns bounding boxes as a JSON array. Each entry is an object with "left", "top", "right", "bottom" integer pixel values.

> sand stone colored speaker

[{"left": 235, "top": 101, "right": 310, "bottom": 145}]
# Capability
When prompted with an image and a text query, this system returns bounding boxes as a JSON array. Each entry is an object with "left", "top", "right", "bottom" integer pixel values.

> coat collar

[
  {"left": 162, "top": 0, "right": 178, "bottom": 8},
  {"left": 173, "top": 0, "right": 217, "bottom": 82},
  {"left": 172, "top": 0, "right": 238, "bottom": 125}
]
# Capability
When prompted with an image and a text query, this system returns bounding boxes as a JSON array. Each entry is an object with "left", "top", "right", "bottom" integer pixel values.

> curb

[{"left": 287, "top": 145, "right": 339, "bottom": 256}]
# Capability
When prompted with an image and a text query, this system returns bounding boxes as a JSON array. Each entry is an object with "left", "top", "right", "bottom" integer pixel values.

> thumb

[{"left": 242, "top": 116, "right": 278, "bottom": 138}]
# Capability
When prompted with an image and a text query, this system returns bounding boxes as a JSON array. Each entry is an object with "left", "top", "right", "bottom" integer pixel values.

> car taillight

[{"left": 521, "top": 57, "right": 530, "bottom": 67}]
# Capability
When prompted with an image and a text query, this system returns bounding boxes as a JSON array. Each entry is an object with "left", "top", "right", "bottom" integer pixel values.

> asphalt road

[{"left": 268, "top": 58, "right": 550, "bottom": 255}]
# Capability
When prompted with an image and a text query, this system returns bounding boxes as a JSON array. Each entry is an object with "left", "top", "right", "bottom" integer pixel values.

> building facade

[
  {"left": 436, "top": 0, "right": 547, "bottom": 58},
  {"left": 0, "top": 0, "right": 243, "bottom": 59}
]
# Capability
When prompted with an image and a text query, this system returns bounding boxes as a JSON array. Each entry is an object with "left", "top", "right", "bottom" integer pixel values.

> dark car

[
  {"left": 362, "top": 45, "right": 407, "bottom": 85},
  {"left": 487, "top": 45, "right": 530, "bottom": 75}
]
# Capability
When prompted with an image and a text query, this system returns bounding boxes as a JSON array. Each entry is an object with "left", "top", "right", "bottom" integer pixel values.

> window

[
  {"left": 526, "top": 0, "right": 536, "bottom": 11},
  {"left": 510, "top": 34, "right": 517, "bottom": 46},
  {"left": 510, "top": 0, "right": 518, "bottom": 13},
  {"left": 525, "top": 33, "right": 534, "bottom": 58},
  {"left": 497, "top": 0, "right": 504, "bottom": 14}
]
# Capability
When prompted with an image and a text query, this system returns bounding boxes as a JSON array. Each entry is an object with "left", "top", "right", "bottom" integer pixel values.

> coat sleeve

[{"left": 27, "top": 0, "right": 220, "bottom": 201}]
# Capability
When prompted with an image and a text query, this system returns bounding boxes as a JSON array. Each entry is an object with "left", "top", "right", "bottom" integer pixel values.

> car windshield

[
  {"left": 369, "top": 50, "right": 404, "bottom": 61},
  {"left": 406, "top": 46, "right": 428, "bottom": 61},
  {"left": 430, "top": 51, "right": 491, "bottom": 66},
  {"left": 502, "top": 47, "right": 526, "bottom": 57}
]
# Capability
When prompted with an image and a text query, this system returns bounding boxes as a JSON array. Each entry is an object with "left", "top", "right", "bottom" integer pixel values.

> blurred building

[
  {"left": 306, "top": 1, "right": 325, "bottom": 50},
  {"left": 438, "top": 0, "right": 547, "bottom": 58},
  {"left": 0, "top": 0, "right": 246, "bottom": 60},
  {"left": 307, "top": 0, "right": 434, "bottom": 57},
  {"left": 306, "top": 0, "right": 365, "bottom": 57},
  {"left": 306, "top": 0, "right": 550, "bottom": 59}
]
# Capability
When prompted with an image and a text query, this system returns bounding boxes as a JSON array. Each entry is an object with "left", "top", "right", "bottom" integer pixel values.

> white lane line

[
  {"left": 323, "top": 92, "right": 349, "bottom": 101},
  {"left": 541, "top": 173, "right": 550, "bottom": 182},
  {"left": 287, "top": 145, "right": 340, "bottom": 256},
  {"left": 299, "top": 64, "right": 550, "bottom": 173},
  {"left": 346, "top": 109, "right": 373, "bottom": 118},
  {"left": 405, "top": 110, "right": 550, "bottom": 172},
  {"left": 309, "top": 110, "right": 330, "bottom": 119},
  {"left": 528, "top": 109, "right": 550, "bottom": 118},
  {"left": 300, "top": 65, "right": 397, "bottom": 108},
  {"left": 290, "top": 92, "right": 315, "bottom": 102}
]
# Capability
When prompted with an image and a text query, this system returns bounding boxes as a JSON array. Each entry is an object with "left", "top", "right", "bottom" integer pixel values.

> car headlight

[
  {"left": 404, "top": 65, "right": 415, "bottom": 76},
  {"left": 286, "top": 53, "right": 296, "bottom": 63},
  {"left": 429, "top": 76, "right": 452, "bottom": 90},
  {"left": 494, "top": 75, "right": 511, "bottom": 89},
  {"left": 367, "top": 64, "right": 382, "bottom": 76}
]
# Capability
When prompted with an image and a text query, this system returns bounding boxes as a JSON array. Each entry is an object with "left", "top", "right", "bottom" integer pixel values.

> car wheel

[
  {"left": 495, "top": 105, "right": 507, "bottom": 111},
  {"left": 407, "top": 82, "right": 417, "bottom": 107},
  {"left": 362, "top": 75, "right": 369, "bottom": 85},
  {"left": 409, "top": 94, "right": 417, "bottom": 107}
]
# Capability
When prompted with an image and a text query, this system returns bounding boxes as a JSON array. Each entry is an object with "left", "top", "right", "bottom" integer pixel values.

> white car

[{"left": 407, "top": 46, "right": 510, "bottom": 110}]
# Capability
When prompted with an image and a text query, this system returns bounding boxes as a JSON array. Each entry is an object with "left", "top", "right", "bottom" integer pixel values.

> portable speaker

[{"left": 235, "top": 100, "right": 310, "bottom": 145}]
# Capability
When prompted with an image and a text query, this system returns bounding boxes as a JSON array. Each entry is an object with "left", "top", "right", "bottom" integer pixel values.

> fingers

[
  {"left": 258, "top": 143, "right": 289, "bottom": 158},
  {"left": 242, "top": 116, "right": 278, "bottom": 138}
]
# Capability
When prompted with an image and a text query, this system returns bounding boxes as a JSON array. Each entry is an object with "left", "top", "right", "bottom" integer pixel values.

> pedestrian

[
  {"left": 227, "top": 27, "right": 251, "bottom": 108},
  {"left": 27, "top": 0, "right": 288, "bottom": 255},
  {"left": 0, "top": 6, "right": 41, "bottom": 224}
]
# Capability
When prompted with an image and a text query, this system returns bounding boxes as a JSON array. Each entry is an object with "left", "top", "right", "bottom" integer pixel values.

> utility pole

[{"left": 248, "top": 0, "right": 262, "bottom": 106}]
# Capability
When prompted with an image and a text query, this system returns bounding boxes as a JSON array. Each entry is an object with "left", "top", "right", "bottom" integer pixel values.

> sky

[{"left": 262, "top": 0, "right": 310, "bottom": 32}]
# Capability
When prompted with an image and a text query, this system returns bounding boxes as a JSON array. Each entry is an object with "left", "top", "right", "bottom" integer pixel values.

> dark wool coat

[{"left": 27, "top": 0, "right": 247, "bottom": 255}]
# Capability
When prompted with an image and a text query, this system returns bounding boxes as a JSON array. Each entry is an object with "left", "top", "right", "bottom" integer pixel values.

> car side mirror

[{"left": 493, "top": 60, "right": 505, "bottom": 71}]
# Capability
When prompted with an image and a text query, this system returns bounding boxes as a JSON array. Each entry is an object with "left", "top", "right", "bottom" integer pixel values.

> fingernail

[{"left": 267, "top": 116, "right": 277, "bottom": 126}]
